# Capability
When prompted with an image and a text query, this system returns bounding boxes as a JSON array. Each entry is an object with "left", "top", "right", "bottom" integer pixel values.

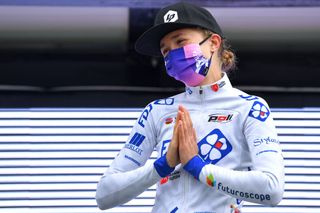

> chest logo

[
  {"left": 165, "top": 117, "right": 175, "bottom": 125},
  {"left": 208, "top": 113, "right": 233, "bottom": 123},
  {"left": 198, "top": 129, "right": 232, "bottom": 164}
]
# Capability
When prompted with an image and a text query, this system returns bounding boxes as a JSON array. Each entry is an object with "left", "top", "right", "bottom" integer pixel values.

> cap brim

[{"left": 135, "top": 22, "right": 201, "bottom": 57}]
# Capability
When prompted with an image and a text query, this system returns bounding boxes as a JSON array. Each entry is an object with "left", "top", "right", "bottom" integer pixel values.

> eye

[{"left": 177, "top": 39, "right": 186, "bottom": 44}]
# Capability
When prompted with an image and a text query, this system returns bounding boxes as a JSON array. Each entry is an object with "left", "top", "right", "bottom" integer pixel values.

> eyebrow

[{"left": 160, "top": 33, "right": 184, "bottom": 49}]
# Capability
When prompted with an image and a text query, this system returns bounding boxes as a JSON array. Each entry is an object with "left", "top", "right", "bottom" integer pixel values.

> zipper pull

[{"left": 199, "top": 87, "right": 203, "bottom": 95}]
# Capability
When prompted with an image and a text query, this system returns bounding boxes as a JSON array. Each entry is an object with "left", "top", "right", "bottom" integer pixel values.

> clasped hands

[{"left": 166, "top": 105, "right": 199, "bottom": 167}]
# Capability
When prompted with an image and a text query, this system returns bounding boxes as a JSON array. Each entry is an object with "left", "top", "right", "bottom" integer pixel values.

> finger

[
  {"left": 178, "top": 121, "right": 185, "bottom": 145},
  {"left": 180, "top": 106, "right": 193, "bottom": 132},
  {"left": 181, "top": 117, "right": 190, "bottom": 147},
  {"left": 171, "top": 126, "right": 178, "bottom": 142},
  {"left": 178, "top": 110, "right": 183, "bottom": 121},
  {"left": 179, "top": 105, "right": 184, "bottom": 112},
  {"left": 173, "top": 109, "right": 182, "bottom": 138},
  {"left": 173, "top": 121, "right": 180, "bottom": 146},
  {"left": 184, "top": 108, "right": 193, "bottom": 131},
  {"left": 181, "top": 111, "right": 192, "bottom": 144},
  {"left": 181, "top": 112, "right": 188, "bottom": 133},
  {"left": 180, "top": 111, "right": 185, "bottom": 123},
  {"left": 174, "top": 110, "right": 184, "bottom": 143},
  {"left": 174, "top": 110, "right": 183, "bottom": 130}
]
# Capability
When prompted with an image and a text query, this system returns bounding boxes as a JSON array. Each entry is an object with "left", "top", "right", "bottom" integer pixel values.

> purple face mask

[{"left": 164, "top": 42, "right": 212, "bottom": 87}]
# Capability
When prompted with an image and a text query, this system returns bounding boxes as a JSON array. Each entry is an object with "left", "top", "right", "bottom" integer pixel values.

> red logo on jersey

[
  {"left": 211, "top": 84, "right": 219, "bottom": 92},
  {"left": 160, "top": 176, "right": 169, "bottom": 185},
  {"left": 165, "top": 117, "right": 176, "bottom": 125},
  {"left": 159, "top": 171, "right": 180, "bottom": 185}
]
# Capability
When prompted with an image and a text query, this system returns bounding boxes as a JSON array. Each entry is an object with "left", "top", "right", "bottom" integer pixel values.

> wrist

[
  {"left": 166, "top": 154, "right": 176, "bottom": 167},
  {"left": 183, "top": 155, "right": 207, "bottom": 180},
  {"left": 154, "top": 154, "right": 175, "bottom": 178}
]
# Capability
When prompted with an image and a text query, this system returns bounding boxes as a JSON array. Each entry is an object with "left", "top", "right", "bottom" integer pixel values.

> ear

[{"left": 209, "top": 34, "right": 222, "bottom": 53}]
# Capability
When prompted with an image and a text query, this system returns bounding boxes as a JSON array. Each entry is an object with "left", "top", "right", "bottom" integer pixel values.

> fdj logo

[
  {"left": 138, "top": 104, "right": 153, "bottom": 128},
  {"left": 198, "top": 129, "right": 232, "bottom": 164},
  {"left": 249, "top": 101, "right": 270, "bottom": 122},
  {"left": 161, "top": 139, "right": 171, "bottom": 157},
  {"left": 164, "top": 10, "right": 178, "bottom": 23}
]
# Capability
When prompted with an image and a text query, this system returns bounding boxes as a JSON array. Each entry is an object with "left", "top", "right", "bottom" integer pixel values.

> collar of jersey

[{"left": 185, "top": 72, "right": 232, "bottom": 97}]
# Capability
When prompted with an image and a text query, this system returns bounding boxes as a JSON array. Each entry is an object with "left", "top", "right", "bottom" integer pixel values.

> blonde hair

[{"left": 202, "top": 29, "right": 237, "bottom": 72}]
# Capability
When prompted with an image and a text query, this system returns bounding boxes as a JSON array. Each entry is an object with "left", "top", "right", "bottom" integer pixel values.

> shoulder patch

[{"left": 248, "top": 101, "right": 270, "bottom": 122}]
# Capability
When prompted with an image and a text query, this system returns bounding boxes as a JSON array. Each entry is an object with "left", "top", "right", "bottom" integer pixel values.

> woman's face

[{"left": 160, "top": 28, "right": 213, "bottom": 58}]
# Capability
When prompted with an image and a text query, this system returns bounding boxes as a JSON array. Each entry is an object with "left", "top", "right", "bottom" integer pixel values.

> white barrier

[{"left": 0, "top": 108, "right": 319, "bottom": 212}]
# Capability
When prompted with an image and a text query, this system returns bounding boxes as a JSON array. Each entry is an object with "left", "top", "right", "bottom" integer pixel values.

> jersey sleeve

[
  {"left": 95, "top": 103, "right": 162, "bottom": 210},
  {"left": 184, "top": 98, "right": 285, "bottom": 206}
]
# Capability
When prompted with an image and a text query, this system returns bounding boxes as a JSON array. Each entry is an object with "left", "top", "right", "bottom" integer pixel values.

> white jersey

[{"left": 96, "top": 73, "right": 285, "bottom": 213}]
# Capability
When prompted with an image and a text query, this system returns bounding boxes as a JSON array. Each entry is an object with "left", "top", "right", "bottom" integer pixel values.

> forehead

[{"left": 160, "top": 28, "right": 203, "bottom": 47}]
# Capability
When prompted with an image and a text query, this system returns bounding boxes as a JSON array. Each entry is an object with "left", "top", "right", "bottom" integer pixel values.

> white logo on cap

[{"left": 164, "top": 10, "right": 178, "bottom": 23}]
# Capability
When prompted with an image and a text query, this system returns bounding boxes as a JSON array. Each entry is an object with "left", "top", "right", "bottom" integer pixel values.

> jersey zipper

[
  {"left": 181, "top": 172, "right": 189, "bottom": 212},
  {"left": 199, "top": 86, "right": 204, "bottom": 104}
]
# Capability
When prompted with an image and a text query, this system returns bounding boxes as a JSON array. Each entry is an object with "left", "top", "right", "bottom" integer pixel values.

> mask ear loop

[
  {"left": 203, "top": 51, "right": 214, "bottom": 76},
  {"left": 199, "top": 34, "right": 212, "bottom": 45},
  {"left": 199, "top": 34, "right": 214, "bottom": 76}
]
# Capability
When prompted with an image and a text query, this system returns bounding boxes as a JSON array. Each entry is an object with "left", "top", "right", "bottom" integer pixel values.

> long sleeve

[
  {"left": 184, "top": 98, "right": 285, "bottom": 206},
  {"left": 96, "top": 103, "right": 161, "bottom": 210}
]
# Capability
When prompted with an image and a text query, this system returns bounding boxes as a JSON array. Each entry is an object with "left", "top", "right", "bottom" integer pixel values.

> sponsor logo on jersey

[
  {"left": 236, "top": 199, "right": 242, "bottom": 205},
  {"left": 248, "top": 101, "right": 270, "bottom": 122},
  {"left": 254, "top": 137, "right": 279, "bottom": 147},
  {"left": 154, "top": 98, "right": 174, "bottom": 105},
  {"left": 165, "top": 117, "right": 175, "bottom": 125},
  {"left": 124, "top": 132, "right": 145, "bottom": 155},
  {"left": 198, "top": 129, "right": 232, "bottom": 164},
  {"left": 208, "top": 113, "right": 233, "bottom": 123},
  {"left": 206, "top": 173, "right": 216, "bottom": 187},
  {"left": 211, "top": 81, "right": 226, "bottom": 92},
  {"left": 124, "top": 155, "right": 141, "bottom": 166},
  {"left": 160, "top": 176, "right": 169, "bottom": 185},
  {"left": 138, "top": 103, "right": 153, "bottom": 128},
  {"left": 160, "top": 171, "right": 181, "bottom": 185},
  {"left": 186, "top": 87, "right": 193, "bottom": 94},
  {"left": 161, "top": 139, "right": 171, "bottom": 157},
  {"left": 170, "top": 206, "right": 179, "bottom": 213},
  {"left": 256, "top": 149, "right": 278, "bottom": 156},
  {"left": 239, "top": 94, "right": 258, "bottom": 101},
  {"left": 217, "top": 182, "right": 271, "bottom": 202}
]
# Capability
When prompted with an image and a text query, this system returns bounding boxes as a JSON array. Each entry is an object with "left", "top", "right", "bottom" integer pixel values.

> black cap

[{"left": 135, "top": 2, "right": 223, "bottom": 57}]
